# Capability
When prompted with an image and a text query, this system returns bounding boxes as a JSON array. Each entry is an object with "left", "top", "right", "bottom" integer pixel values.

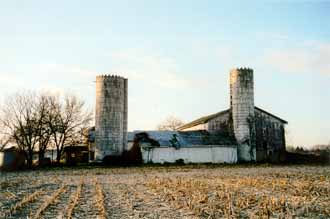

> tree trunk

[
  {"left": 56, "top": 149, "right": 61, "bottom": 164},
  {"left": 38, "top": 150, "right": 45, "bottom": 166},
  {"left": 27, "top": 150, "right": 34, "bottom": 168},
  {"left": 27, "top": 158, "right": 33, "bottom": 168}
]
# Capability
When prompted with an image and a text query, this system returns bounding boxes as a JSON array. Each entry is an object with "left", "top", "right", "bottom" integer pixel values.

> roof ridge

[
  {"left": 254, "top": 106, "right": 288, "bottom": 124},
  {"left": 177, "top": 109, "right": 230, "bottom": 130},
  {"left": 178, "top": 106, "right": 287, "bottom": 131}
]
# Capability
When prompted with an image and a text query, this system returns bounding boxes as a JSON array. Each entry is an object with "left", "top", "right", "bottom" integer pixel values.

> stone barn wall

[
  {"left": 95, "top": 75, "right": 128, "bottom": 160},
  {"left": 207, "top": 112, "right": 231, "bottom": 134},
  {"left": 255, "top": 108, "right": 286, "bottom": 162}
]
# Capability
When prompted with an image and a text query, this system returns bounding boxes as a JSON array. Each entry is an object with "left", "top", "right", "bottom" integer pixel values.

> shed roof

[{"left": 0, "top": 146, "right": 19, "bottom": 152}]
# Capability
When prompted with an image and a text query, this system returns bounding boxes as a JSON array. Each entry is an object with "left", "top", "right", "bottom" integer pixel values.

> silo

[
  {"left": 95, "top": 75, "right": 128, "bottom": 160},
  {"left": 230, "top": 68, "right": 256, "bottom": 161}
]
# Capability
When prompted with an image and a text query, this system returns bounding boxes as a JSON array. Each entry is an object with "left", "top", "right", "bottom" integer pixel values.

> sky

[{"left": 0, "top": 1, "right": 329, "bottom": 147}]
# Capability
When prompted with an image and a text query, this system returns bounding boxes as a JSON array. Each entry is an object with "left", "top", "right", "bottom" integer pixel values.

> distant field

[{"left": 1, "top": 165, "right": 329, "bottom": 219}]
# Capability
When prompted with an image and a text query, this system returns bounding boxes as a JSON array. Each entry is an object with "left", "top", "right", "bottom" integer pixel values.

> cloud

[
  {"left": 256, "top": 32, "right": 290, "bottom": 41},
  {"left": 110, "top": 50, "right": 193, "bottom": 89},
  {"left": 263, "top": 41, "right": 330, "bottom": 76},
  {"left": 0, "top": 63, "right": 98, "bottom": 104},
  {"left": 31, "top": 63, "right": 97, "bottom": 79},
  {"left": 108, "top": 49, "right": 206, "bottom": 130},
  {"left": 0, "top": 73, "right": 24, "bottom": 88},
  {"left": 24, "top": 63, "right": 98, "bottom": 94},
  {"left": 38, "top": 86, "right": 67, "bottom": 97}
]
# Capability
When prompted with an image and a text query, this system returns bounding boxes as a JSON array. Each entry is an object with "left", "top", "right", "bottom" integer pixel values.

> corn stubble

[
  {"left": 146, "top": 171, "right": 330, "bottom": 218},
  {"left": 3, "top": 189, "right": 45, "bottom": 217},
  {"left": 1, "top": 166, "right": 329, "bottom": 218},
  {"left": 66, "top": 177, "right": 84, "bottom": 219},
  {"left": 32, "top": 185, "right": 67, "bottom": 219},
  {"left": 94, "top": 177, "right": 106, "bottom": 219}
]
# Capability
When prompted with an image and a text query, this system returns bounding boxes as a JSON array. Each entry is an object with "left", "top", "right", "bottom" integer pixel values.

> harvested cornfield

[{"left": 0, "top": 165, "right": 329, "bottom": 218}]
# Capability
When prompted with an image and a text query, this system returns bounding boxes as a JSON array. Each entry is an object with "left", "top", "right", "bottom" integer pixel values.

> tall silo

[
  {"left": 230, "top": 68, "right": 256, "bottom": 161},
  {"left": 95, "top": 75, "right": 128, "bottom": 160}
]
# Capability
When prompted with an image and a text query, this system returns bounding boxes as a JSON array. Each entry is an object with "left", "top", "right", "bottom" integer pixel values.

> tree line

[{"left": 0, "top": 91, "right": 92, "bottom": 167}]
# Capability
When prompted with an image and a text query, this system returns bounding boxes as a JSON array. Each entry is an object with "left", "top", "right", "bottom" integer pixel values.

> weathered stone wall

[
  {"left": 95, "top": 75, "right": 128, "bottom": 160},
  {"left": 179, "top": 112, "right": 231, "bottom": 133},
  {"left": 230, "top": 68, "right": 256, "bottom": 161},
  {"left": 255, "top": 109, "right": 286, "bottom": 162},
  {"left": 207, "top": 112, "right": 230, "bottom": 133}
]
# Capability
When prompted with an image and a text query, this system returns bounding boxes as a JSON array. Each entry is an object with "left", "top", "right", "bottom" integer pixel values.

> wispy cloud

[
  {"left": 256, "top": 32, "right": 290, "bottom": 41},
  {"left": 0, "top": 63, "right": 98, "bottom": 104},
  {"left": 0, "top": 73, "right": 24, "bottom": 103},
  {"left": 31, "top": 63, "right": 97, "bottom": 79},
  {"left": 110, "top": 49, "right": 193, "bottom": 89},
  {"left": 0, "top": 73, "right": 25, "bottom": 88},
  {"left": 263, "top": 41, "right": 330, "bottom": 76}
]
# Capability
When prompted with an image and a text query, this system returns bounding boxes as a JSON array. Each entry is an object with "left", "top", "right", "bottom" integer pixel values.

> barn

[
  {"left": 128, "top": 68, "right": 287, "bottom": 163},
  {"left": 177, "top": 106, "right": 287, "bottom": 162},
  {"left": 92, "top": 68, "right": 287, "bottom": 163}
]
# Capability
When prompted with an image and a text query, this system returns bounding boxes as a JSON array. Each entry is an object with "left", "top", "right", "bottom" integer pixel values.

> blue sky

[{"left": 0, "top": 1, "right": 329, "bottom": 147}]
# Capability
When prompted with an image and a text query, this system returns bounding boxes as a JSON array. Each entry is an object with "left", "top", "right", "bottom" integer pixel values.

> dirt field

[{"left": 1, "top": 165, "right": 329, "bottom": 219}]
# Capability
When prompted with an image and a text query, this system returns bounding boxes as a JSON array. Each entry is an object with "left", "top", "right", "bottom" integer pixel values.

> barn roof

[
  {"left": 254, "top": 107, "right": 288, "bottom": 124},
  {"left": 177, "top": 109, "right": 230, "bottom": 131},
  {"left": 178, "top": 106, "right": 287, "bottom": 131},
  {"left": 128, "top": 130, "right": 237, "bottom": 146},
  {"left": 0, "top": 146, "right": 19, "bottom": 152}
]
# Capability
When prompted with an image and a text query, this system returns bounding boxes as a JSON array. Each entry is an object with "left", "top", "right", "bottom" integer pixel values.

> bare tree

[
  {"left": 0, "top": 92, "right": 40, "bottom": 167},
  {"left": 0, "top": 120, "right": 10, "bottom": 151},
  {"left": 0, "top": 91, "right": 93, "bottom": 167},
  {"left": 0, "top": 136, "right": 10, "bottom": 151},
  {"left": 35, "top": 94, "right": 53, "bottom": 163},
  {"left": 47, "top": 94, "right": 92, "bottom": 164},
  {"left": 157, "top": 116, "right": 185, "bottom": 131}
]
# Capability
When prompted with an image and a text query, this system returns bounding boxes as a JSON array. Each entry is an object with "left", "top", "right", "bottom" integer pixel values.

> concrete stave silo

[
  {"left": 230, "top": 68, "right": 256, "bottom": 161},
  {"left": 95, "top": 75, "right": 128, "bottom": 160}
]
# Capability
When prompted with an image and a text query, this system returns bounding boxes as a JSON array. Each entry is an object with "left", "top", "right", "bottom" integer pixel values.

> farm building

[
  {"left": 92, "top": 68, "right": 287, "bottom": 163},
  {"left": 127, "top": 131, "right": 238, "bottom": 164},
  {"left": 64, "top": 146, "right": 89, "bottom": 165},
  {"left": 0, "top": 147, "right": 25, "bottom": 170},
  {"left": 177, "top": 106, "right": 287, "bottom": 162}
]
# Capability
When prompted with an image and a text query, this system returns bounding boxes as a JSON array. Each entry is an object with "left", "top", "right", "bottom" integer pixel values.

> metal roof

[{"left": 128, "top": 130, "right": 237, "bottom": 146}]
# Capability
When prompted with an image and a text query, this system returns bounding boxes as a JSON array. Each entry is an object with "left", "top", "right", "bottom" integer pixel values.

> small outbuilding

[
  {"left": 64, "top": 146, "right": 89, "bottom": 165},
  {"left": 0, "top": 147, "right": 25, "bottom": 171}
]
